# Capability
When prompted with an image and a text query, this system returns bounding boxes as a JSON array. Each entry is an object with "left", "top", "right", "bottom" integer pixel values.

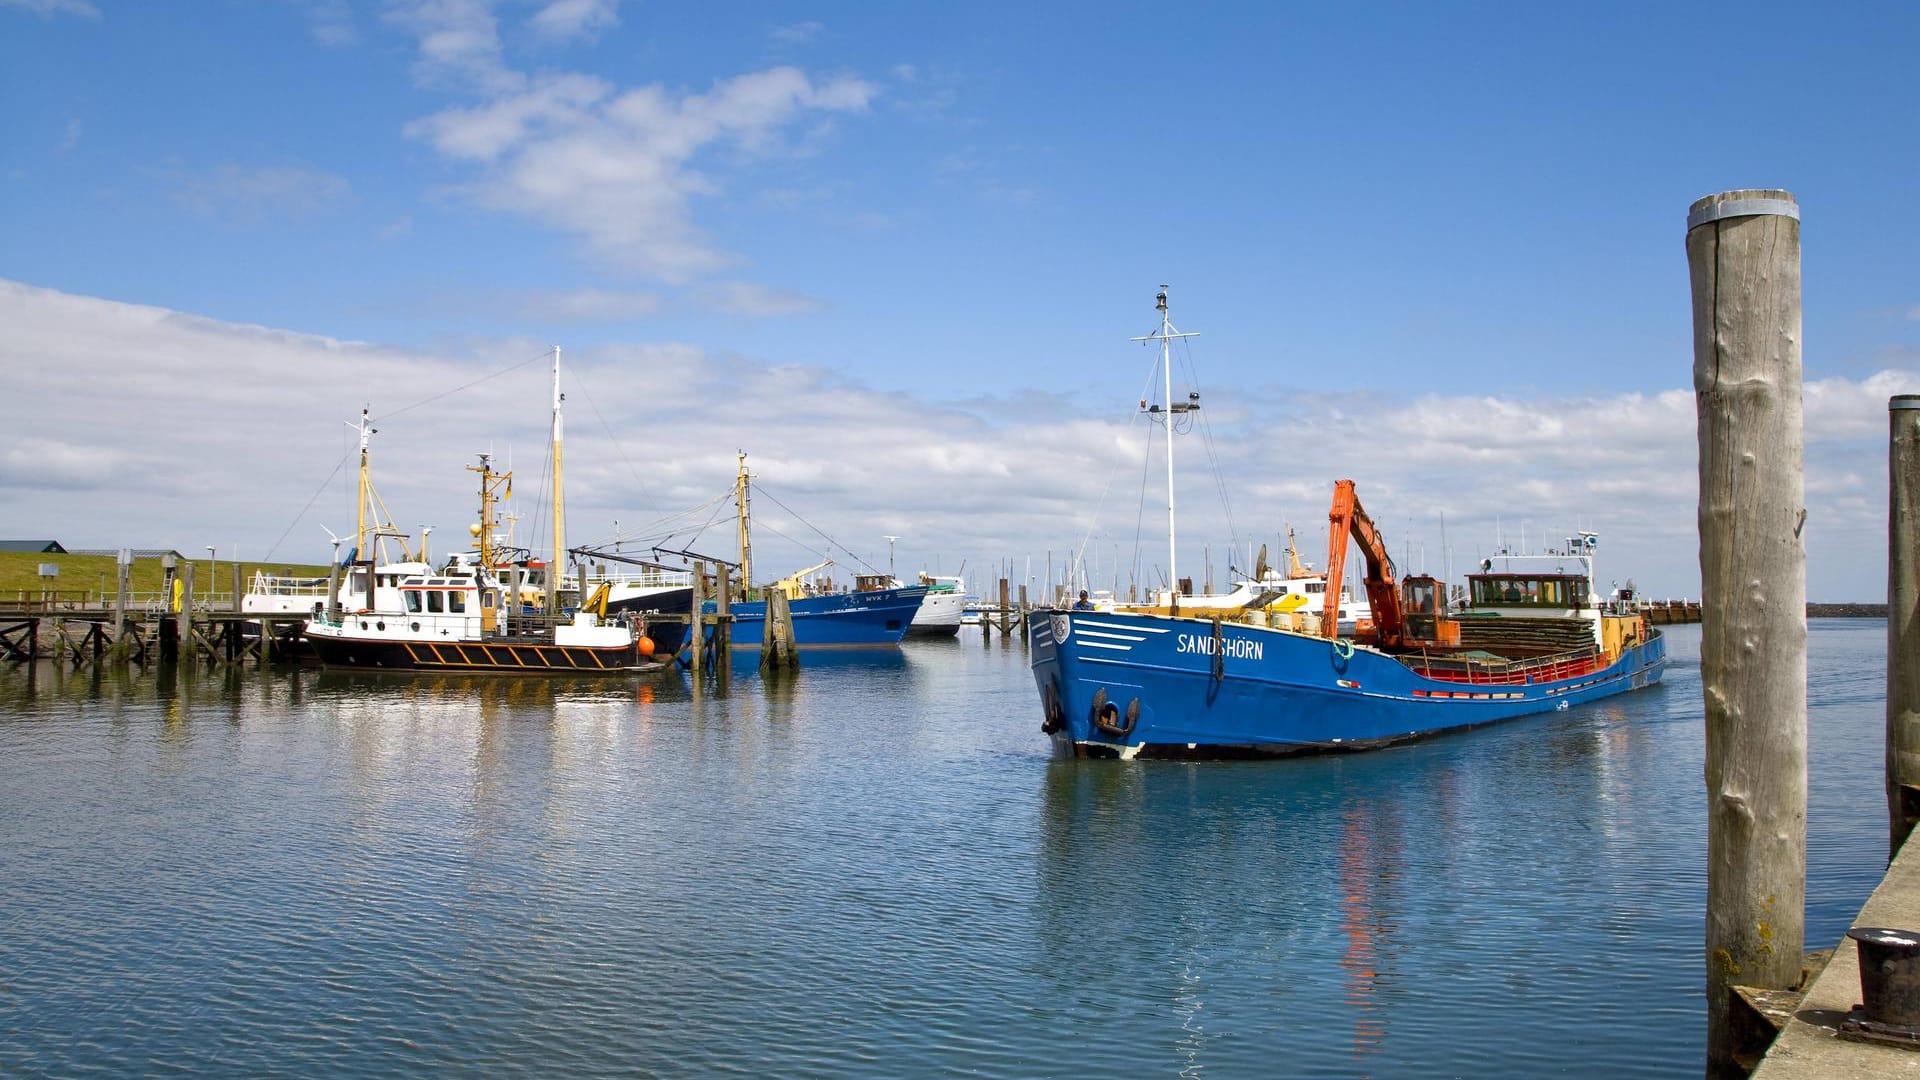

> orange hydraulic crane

[{"left": 1324, "top": 479, "right": 1406, "bottom": 646}]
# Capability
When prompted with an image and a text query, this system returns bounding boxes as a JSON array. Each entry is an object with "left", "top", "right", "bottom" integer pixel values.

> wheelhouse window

[
  {"left": 405, "top": 591, "right": 423, "bottom": 613},
  {"left": 427, "top": 591, "right": 445, "bottom": 613},
  {"left": 449, "top": 590, "right": 466, "bottom": 613},
  {"left": 1470, "top": 575, "right": 1589, "bottom": 607}
]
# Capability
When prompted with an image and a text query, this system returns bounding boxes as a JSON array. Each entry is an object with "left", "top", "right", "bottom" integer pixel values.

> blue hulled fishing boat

[
  {"left": 698, "top": 453, "right": 926, "bottom": 650},
  {"left": 1029, "top": 290, "right": 1664, "bottom": 756},
  {"left": 712, "top": 581, "right": 928, "bottom": 649}
]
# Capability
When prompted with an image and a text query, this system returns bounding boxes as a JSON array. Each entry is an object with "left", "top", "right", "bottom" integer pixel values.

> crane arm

[
  {"left": 770, "top": 558, "right": 835, "bottom": 600},
  {"left": 1323, "top": 479, "right": 1404, "bottom": 643}
]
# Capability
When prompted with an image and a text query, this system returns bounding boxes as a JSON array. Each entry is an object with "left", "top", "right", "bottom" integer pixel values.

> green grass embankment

[{"left": 0, "top": 552, "right": 331, "bottom": 602}]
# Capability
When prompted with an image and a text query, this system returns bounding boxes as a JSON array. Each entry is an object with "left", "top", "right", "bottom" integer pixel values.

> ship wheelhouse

[{"left": 1466, "top": 573, "right": 1593, "bottom": 610}]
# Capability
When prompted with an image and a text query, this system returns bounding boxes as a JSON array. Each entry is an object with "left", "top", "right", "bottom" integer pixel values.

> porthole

[
  {"left": 376, "top": 621, "right": 386, "bottom": 631},
  {"left": 411, "top": 621, "right": 420, "bottom": 632}
]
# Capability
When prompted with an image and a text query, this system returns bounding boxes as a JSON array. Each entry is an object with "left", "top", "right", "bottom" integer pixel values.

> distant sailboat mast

[{"left": 1132, "top": 285, "right": 1199, "bottom": 602}]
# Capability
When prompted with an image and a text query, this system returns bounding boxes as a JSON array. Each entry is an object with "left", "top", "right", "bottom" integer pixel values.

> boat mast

[
  {"left": 548, "top": 345, "right": 564, "bottom": 615},
  {"left": 468, "top": 453, "right": 511, "bottom": 635},
  {"left": 1132, "top": 286, "right": 1198, "bottom": 602},
  {"left": 351, "top": 407, "right": 376, "bottom": 609},
  {"left": 736, "top": 450, "right": 752, "bottom": 595},
  {"left": 354, "top": 407, "right": 372, "bottom": 564}
]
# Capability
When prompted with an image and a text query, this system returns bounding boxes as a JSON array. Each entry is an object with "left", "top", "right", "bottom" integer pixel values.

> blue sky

[{"left": 2, "top": 1, "right": 1916, "bottom": 601}]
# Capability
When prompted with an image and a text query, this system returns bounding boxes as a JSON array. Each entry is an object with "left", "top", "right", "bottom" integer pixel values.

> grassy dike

[{"left": 0, "top": 551, "right": 331, "bottom": 601}]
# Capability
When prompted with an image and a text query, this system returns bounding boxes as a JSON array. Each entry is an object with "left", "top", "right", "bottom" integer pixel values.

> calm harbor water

[{"left": 0, "top": 620, "right": 1890, "bottom": 1077}]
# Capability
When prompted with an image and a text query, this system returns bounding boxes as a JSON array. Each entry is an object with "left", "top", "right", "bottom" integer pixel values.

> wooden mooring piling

[{"left": 1691, "top": 188, "right": 1808, "bottom": 1080}]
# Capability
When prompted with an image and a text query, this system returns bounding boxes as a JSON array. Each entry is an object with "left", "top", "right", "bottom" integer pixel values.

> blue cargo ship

[
  {"left": 1030, "top": 601, "right": 1666, "bottom": 758},
  {"left": 1031, "top": 289, "right": 1664, "bottom": 756},
  {"left": 1030, "top": 477, "right": 1666, "bottom": 757}
]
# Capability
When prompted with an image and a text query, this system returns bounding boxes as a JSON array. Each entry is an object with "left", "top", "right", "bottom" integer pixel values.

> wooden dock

[{"left": 0, "top": 602, "right": 306, "bottom": 667}]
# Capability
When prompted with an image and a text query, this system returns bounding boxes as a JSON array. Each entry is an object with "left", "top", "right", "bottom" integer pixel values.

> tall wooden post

[
  {"left": 997, "top": 577, "right": 1011, "bottom": 637},
  {"left": 715, "top": 564, "right": 733, "bottom": 678},
  {"left": 1688, "top": 188, "right": 1807, "bottom": 1078},
  {"left": 159, "top": 554, "right": 179, "bottom": 665},
  {"left": 112, "top": 549, "right": 131, "bottom": 663},
  {"left": 231, "top": 562, "right": 243, "bottom": 613},
  {"left": 1890, "top": 394, "right": 1920, "bottom": 856},
  {"left": 761, "top": 589, "right": 798, "bottom": 671},
  {"left": 324, "top": 561, "right": 340, "bottom": 622},
  {"left": 181, "top": 562, "right": 197, "bottom": 660},
  {"left": 698, "top": 557, "right": 714, "bottom": 668}
]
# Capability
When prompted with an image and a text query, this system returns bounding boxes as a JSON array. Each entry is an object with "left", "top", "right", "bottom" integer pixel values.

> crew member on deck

[{"left": 1073, "top": 590, "right": 1095, "bottom": 611}]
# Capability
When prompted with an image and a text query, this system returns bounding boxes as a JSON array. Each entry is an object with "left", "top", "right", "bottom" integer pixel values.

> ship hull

[
  {"left": 608, "top": 586, "right": 693, "bottom": 658},
  {"left": 711, "top": 587, "right": 926, "bottom": 648},
  {"left": 1028, "top": 610, "right": 1666, "bottom": 758},
  {"left": 308, "top": 632, "right": 647, "bottom": 674}
]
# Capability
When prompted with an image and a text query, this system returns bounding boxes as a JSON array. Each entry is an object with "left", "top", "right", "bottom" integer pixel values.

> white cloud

[
  {"left": 0, "top": 437, "right": 128, "bottom": 491},
  {"left": 528, "top": 0, "right": 618, "bottom": 43},
  {"left": 0, "top": 0, "right": 99, "bottom": 18},
  {"left": 168, "top": 163, "right": 351, "bottom": 222},
  {"left": 385, "top": 0, "right": 522, "bottom": 94},
  {"left": 770, "top": 20, "right": 823, "bottom": 44},
  {"left": 6, "top": 280, "right": 1911, "bottom": 601},
  {"left": 694, "top": 282, "right": 822, "bottom": 317},
  {"left": 517, "top": 288, "right": 660, "bottom": 321},
  {"left": 406, "top": 66, "right": 877, "bottom": 282},
  {"left": 292, "top": 0, "right": 354, "bottom": 45}
]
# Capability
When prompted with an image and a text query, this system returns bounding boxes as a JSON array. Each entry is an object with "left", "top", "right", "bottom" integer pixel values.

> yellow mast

[
  {"left": 1285, "top": 525, "right": 1311, "bottom": 578},
  {"left": 354, "top": 407, "right": 371, "bottom": 566},
  {"left": 548, "top": 345, "right": 564, "bottom": 614},
  {"left": 468, "top": 453, "right": 511, "bottom": 634},
  {"left": 736, "top": 450, "right": 752, "bottom": 597},
  {"left": 352, "top": 407, "right": 377, "bottom": 609}
]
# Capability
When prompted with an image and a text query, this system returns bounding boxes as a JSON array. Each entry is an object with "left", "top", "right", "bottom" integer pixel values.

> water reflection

[
  {"left": 1338, "top": 798, "right": 1396, "bottom": 1060},
  {"left": 1032, "top": 692, "right": 1696, "bottom": 1073},
  {"left": 0, "top": 622, "right": 1889, "bottom": 1077}
]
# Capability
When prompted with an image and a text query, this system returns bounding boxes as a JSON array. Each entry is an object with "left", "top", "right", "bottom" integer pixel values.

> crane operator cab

[{"left": 1399, "top": 575, "right": 1460, "bottom": 648}]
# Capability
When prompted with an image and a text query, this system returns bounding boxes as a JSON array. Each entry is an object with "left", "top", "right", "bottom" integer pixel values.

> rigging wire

[
  {"left": 753, "top": 481, "right": 883, "bottom": 575},
  {"left": 567, "top": 371, "right": 654, "bottom": 508},
  {"left": 1175, "top": 334, "right": 1242, "bottom": 563},
  {"left": 375, "top": 349, "right": 551, "bottom": 424},
  {"left": 259, "top": 348, "right": 550, "bottom": 562},
  {"left": 260, "top": 448, "right": 352, "bottom": 562},
  {"left": 1132, "top": 409, "right": 1156, "bottom": 590},
  {"left": 1066, "top": 397, "right": 1148, "bottom": 595}
]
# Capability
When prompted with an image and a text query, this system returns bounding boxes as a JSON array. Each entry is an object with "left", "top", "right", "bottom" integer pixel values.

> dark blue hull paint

[
  {"left": 1028, "top": 610, "right": 1667, "bottom": 756},
  {"left": 706, "top": 586, "right": 926, "bottom": 649}
]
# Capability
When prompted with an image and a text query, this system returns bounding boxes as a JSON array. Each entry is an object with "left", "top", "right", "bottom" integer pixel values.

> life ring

[{"left": 1332, "top": 638, "right": 1354, "bottom": 660}]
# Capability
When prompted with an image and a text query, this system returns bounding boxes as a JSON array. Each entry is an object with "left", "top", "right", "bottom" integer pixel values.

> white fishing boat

[
  {"left": 303, "top": 348, "right": 655, "bottom": 674},
  {"left": 901, "top": 573, "right": 967, "bottom": 637},
  {"left": 244, "top": 410, "right": 435, "bottom": 619}
]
